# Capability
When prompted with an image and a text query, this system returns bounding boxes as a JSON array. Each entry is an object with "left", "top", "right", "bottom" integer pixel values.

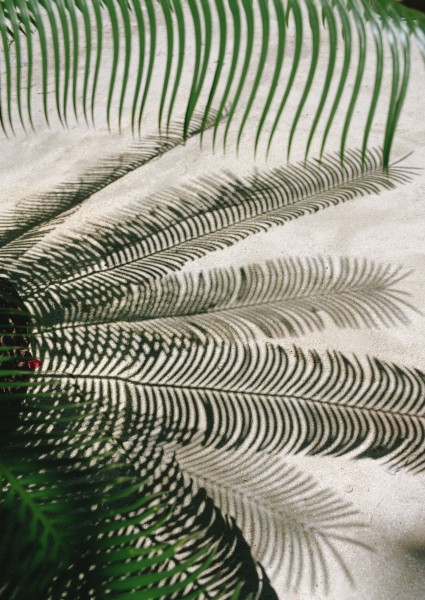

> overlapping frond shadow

[
  {"left": 37, "top": 317, "right": 425, "bottom": 592},
  {"left": 1, "top": 286, "right": 213, "bottom": 598},
  {"left": 27, "top": 360, "right": 369, "bottom": 595},
  {"left": 7, "top": 148, "right": 416, "bottom": 315},
  {"left": 1, "top": 133, "right": 423, "bottom": 597}
]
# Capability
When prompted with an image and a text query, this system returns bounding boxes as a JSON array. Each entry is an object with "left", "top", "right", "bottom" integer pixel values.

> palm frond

[
  {"left": 4, "top": 149, "right": 415, "bottom": 311},
  {"left": 170, "top": 439, "right": 368, "bottom": 594},
  {"left": 40, "top": 336, "right": 425, "bottom": 473},
  {"left": 1, "top": 0, "right": 425, "bottom": 163},
  {"left": 37, "top": 257, "right": 416, "bottom": 338}
]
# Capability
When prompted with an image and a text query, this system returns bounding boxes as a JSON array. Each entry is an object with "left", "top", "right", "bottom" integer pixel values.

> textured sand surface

[{"left": 1, "top": 6, "right": 425, "bottom": 598}]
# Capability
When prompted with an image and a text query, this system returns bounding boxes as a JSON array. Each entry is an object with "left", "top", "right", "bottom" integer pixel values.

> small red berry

[{"left": 27, "top": 359, "right": 41, "bottom": 370}]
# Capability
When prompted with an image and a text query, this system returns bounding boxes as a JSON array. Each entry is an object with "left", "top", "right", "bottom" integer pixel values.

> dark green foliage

[{"left": 1, "top": 0, "right": 425, "bottom": 163}]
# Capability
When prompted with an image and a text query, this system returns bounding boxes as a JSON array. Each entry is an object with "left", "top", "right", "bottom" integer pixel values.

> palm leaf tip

[{"left": 0, "top": 0, "right": 424, "bottom": 163}]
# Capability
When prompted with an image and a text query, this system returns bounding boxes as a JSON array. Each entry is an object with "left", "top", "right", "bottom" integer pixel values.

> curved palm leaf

[{"left": 0, "top": 0, "right": 425, "bottom": 163}]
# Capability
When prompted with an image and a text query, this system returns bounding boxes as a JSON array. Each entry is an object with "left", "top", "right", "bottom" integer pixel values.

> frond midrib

[
  {"left": 38, "top": 286, "right": 412, "bottom": 331},
  {"left": 42, "top": 372, "right": 425, "bottom": 420},
  {"left": 24, "top": 158, "right": 409, "bottom": 296}
]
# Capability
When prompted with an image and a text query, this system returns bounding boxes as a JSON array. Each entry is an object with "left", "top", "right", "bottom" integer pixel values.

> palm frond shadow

[
  {"left": 0, "top": 110, "right": 221, "bottom": 259},
  {"left": 168, "top": 438, "right": 370, "bottom": 593},
  {"left": 5, "top": 148, "right": 416, "bottom": 313},
  {"left": 40, "top": 334, "right": 425, "bottom": 473},
  {"left": 38, "top": 257, "right": 417, "bottom": 339},
  {"left": 1, "top": 136, "right": 423, "bottom": 597}
]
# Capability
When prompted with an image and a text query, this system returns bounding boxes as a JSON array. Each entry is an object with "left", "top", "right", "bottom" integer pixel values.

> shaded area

[
  {"left": 1, "top": 137, "right": 423, "bottom": 597},
  {"left": 0, "top": 277, "right": 33, "bottom": 440}
]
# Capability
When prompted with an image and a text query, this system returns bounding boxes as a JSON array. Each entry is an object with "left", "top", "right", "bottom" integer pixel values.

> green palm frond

[
  {"left": 4, "top": 148, "right": 415, "bottom": 313},
  {"left": 1, "top": 0, "right": 425, "bottom": 163},
  {"left": 171, "top": 440, "right": 368, "bottom": 594}
]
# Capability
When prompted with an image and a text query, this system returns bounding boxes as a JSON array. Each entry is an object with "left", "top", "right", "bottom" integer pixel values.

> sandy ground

[{"left": 1, "top": 3, "right": 425, "bottom": 599}]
